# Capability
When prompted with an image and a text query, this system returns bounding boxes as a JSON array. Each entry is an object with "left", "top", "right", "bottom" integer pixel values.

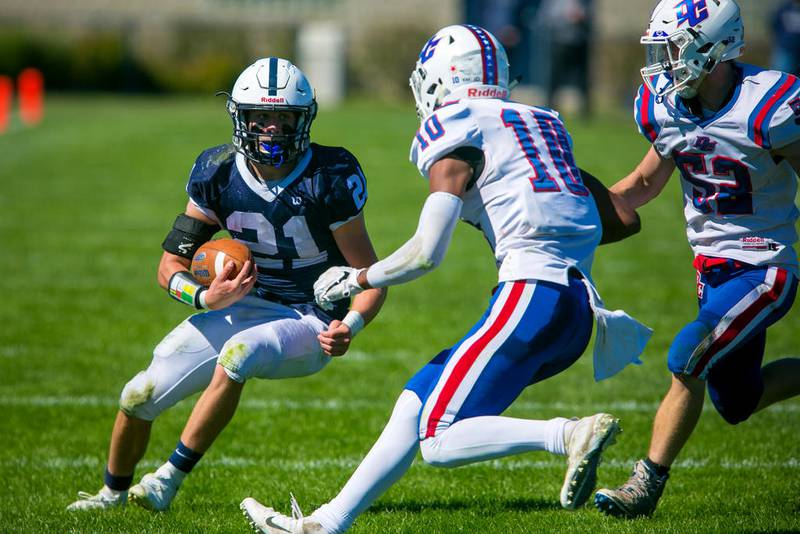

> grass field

[{"left": 1, "top": 95, "right": 798, "bottom": 533}]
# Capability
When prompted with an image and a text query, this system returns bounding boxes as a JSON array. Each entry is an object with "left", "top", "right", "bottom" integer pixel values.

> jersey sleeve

[
  {"left": 756, "top": 73, "right": 800, "bottom": 151},
  {"left": 409, "top": 102, "right": 483, "bottom": 179},
  {"left": 185, "top": 145, "right": 235, "bottom": 218},
  {"left": 325, "top": 149, "right": 368, "bottom": 230},
  {"left": 633, "top": 84, "right": 663, "bottom": 151}
]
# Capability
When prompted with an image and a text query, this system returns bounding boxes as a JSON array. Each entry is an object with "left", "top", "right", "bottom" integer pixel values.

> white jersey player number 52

[{"left": 674, "top": 152, "right": 754, "bottom": 215}]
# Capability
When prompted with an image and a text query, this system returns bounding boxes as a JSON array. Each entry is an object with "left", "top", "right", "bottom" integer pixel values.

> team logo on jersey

[
  {"left": 675, "top": 0, "right": 709, "bottom": 28},
  {"left": 291, "top": 196, "right": 303, "bottom": 206},
  {"left": 419, "top": 36, "right": 442, "bottom": 64},
  {"left": 693, "top": 136, "right": 717, "bottom": 152}
]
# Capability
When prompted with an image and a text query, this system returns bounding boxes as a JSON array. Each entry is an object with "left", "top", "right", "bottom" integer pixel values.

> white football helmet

[
  {"left": 222, "top": 57, "right": 317, "bottom": 167},
  {"left": 641, "top": 0, "right": 744, "bottom": 99},
  {"left": 410, "top": 24, "right": 510, "bottom": 120}
]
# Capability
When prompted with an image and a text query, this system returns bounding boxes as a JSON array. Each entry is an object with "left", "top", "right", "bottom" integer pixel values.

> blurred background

[{"left": 0, "top": 0, "right": 795, "bottom": 112}]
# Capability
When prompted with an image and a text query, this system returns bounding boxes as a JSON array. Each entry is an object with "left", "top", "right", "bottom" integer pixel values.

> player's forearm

[
  {"left": 361, "top": 192, "right": 462, "bottom": 289},
  {"left": 612, "top": 148, "right": 675, "bottom": 210},
  {"left": 610, "top": 170, "right": 654, "bottom": 211},
  {"left": 349, "top": 287, "right": 388, "bottom": 326},
  {"left": 157, "top": 253, "right": 192, "bottom": 290}
]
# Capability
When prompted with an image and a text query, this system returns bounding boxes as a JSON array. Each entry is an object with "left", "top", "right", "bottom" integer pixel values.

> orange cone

[
  {"left": 0, "top": 76, "right": 11, "bottom": 133},
  {"left": 18, "top": 68, "right": 44, "bottom": 127}
]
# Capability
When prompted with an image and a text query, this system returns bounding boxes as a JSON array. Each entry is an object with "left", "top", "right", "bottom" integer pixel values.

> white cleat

[
  {"left": 66, "top": 487, "right": 127, "bottom": 511},
  {"left": 240, "top": 495, "right": 326, "bottom": 534},
  {"left": 129, "top": 467, "right": 181, "bottom": 511},
  {"left": 560, "top": 413, "right": 621, "bottom": 510}
]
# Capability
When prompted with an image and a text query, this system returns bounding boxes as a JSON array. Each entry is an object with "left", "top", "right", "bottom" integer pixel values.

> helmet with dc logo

[
  {"left": 641, "top": 0, "right": 744, "bottom": 99},
  {"left": 221, "top": 57, "right": 318, "bottom": 167},
  {"left": 410, "top": 25, "right": 510, "bottom": 120}
]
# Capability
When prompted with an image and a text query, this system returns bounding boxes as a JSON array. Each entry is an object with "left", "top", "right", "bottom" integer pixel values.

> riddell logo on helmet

[
  {"left": 467, "top": 88, "right": 508, "bottom": 98},
  {"left": 260, "top": 97, "right": 285, "bottom": 103}
]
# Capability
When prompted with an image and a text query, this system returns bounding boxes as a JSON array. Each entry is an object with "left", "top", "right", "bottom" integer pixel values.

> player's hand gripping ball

[{"left": 191, "top": 239, "right": 253, "bottom": 285}]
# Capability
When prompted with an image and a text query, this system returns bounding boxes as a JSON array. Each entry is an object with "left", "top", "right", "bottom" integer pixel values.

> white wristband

[
  {"left": 197, "top": 289, "right": 209, "bottom": 310},
  {"left": 342, "top": 310, "right": 365, "bottom": 337}
]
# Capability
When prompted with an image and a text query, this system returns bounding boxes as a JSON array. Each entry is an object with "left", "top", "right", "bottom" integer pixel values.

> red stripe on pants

[
  {"left": 424, "top": 281, "right": 526, "bottom": 438},
  {"left": 691, "top": 269, "right": 788, "bottom": 378}
]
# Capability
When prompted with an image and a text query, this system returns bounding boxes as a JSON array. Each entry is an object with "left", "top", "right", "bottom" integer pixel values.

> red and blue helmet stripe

[
  {"left": 462, "top": 24, "right": 498, "bottom": 86},
  {"left": 635, "top": 84, "right": 661, "bottom": 143},
  {"left": 747, "top": 72, "right": 800, "bottom": 149}
]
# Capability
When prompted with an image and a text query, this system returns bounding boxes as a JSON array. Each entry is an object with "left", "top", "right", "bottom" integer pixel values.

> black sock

[
  {"left": 104, "top": 467, "right": 134, "bottom": 491},
  {"left": 168, "top": 440, "right": 203, "bottom": 474},
  {"left": 644, "top": 457, "right": 671, "bottom": 477}
]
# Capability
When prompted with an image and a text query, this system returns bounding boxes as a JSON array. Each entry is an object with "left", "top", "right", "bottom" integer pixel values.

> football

[{"left": 191, "top": 239, "right": 253, "bottom": 285}]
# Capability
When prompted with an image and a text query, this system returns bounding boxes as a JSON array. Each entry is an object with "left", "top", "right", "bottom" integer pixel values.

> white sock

[
  {"left": 563, "top": 418, "right": 578, "bottom": 454},
  {"left": 420, "top": 416, "right": 571, "bottom": 468},
  {"left": 312, "top": 390, "right": 421, "bottom": 534}
]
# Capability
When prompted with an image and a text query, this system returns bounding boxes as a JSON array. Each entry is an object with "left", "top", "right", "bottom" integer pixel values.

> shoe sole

[
  {"left": 561, "top": 414, "right": 621, "bottom": 510},
  {"left": 240, "top": 499, "right": 272, "bottom": 534},
  {"left": 594, "top": 490, "right": 638, "bottom": 518}
]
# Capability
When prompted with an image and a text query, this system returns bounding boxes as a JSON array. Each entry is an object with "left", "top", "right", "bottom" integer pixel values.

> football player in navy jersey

[{"left": 67, "top": 58, "right": 387, "bottom": 512}]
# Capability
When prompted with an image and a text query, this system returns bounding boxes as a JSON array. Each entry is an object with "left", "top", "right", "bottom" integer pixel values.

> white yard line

[
  {"left": 4, "top": 456, "right": 798, "bottom": 471},
  {"left": 1, "top": 396, "right": 797, "bottom": 413}
]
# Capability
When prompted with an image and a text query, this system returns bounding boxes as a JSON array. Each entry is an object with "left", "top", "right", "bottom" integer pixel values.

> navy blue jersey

[{"left": 186, "top": 143, "right": 368, "bottom": 319}]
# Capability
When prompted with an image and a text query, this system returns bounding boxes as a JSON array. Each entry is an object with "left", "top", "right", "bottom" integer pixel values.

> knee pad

[
  {"left": 119, "top": 370, "right": 158, "bottom": 420},
  {"left": 419, "top": 436, "right": 471, "bottom": 469},
  {"left": 667, "top": 321, "right": 712, "bottom": 374},
  {"left": 420, "top": 434, "right": 461, "bottom": 468},
  {"left": 217, "top": 340, "right": 257, "bottom": 383},
  {"left": 217, "top": 333, "right": 282, "bottom": 383}
]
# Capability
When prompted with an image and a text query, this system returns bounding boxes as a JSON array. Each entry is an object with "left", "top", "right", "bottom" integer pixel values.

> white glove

[{"left": 314, "top": 266, "right": 365, "bottom": 310}]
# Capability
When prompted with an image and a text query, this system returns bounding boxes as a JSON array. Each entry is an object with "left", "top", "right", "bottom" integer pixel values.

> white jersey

[
  {"left": 410, "top": 98, "right": 602, "bottom": 286},
  {"left": 635, "top": 63, "right": 800, "bottom": 276}
]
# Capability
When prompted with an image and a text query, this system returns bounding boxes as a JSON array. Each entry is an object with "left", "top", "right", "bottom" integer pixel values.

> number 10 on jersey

[{"left": 502, "top": 109, "right": 588, "bottom": 196}]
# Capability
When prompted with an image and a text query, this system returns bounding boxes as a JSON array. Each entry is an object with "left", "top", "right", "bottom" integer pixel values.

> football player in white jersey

[
  {"left": 240, "top": 25, "right": 649, "bottom": 533},
  {"left": 594, "top": 0, "right": 800, "bottom": 518},
  {"left": 66, "top": 58, "right": 387, "bottom": 512}
]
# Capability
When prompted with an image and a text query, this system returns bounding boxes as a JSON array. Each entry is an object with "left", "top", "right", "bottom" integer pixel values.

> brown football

[{"left": 191, "top": 239, "right": 253, "bottom": 285}]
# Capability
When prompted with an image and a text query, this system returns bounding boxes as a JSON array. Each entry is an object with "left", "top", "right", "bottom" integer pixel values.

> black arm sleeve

[
  {"left": 162, "top": 214, "right": 220, "bottom": 259},
  {"left": 581, "top": 169, "right": 641, "bottom": 245}
]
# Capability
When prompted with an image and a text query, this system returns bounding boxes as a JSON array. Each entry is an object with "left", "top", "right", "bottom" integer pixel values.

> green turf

[{"left": 1, "top": 96, "right": 798, "bottom": 533}]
